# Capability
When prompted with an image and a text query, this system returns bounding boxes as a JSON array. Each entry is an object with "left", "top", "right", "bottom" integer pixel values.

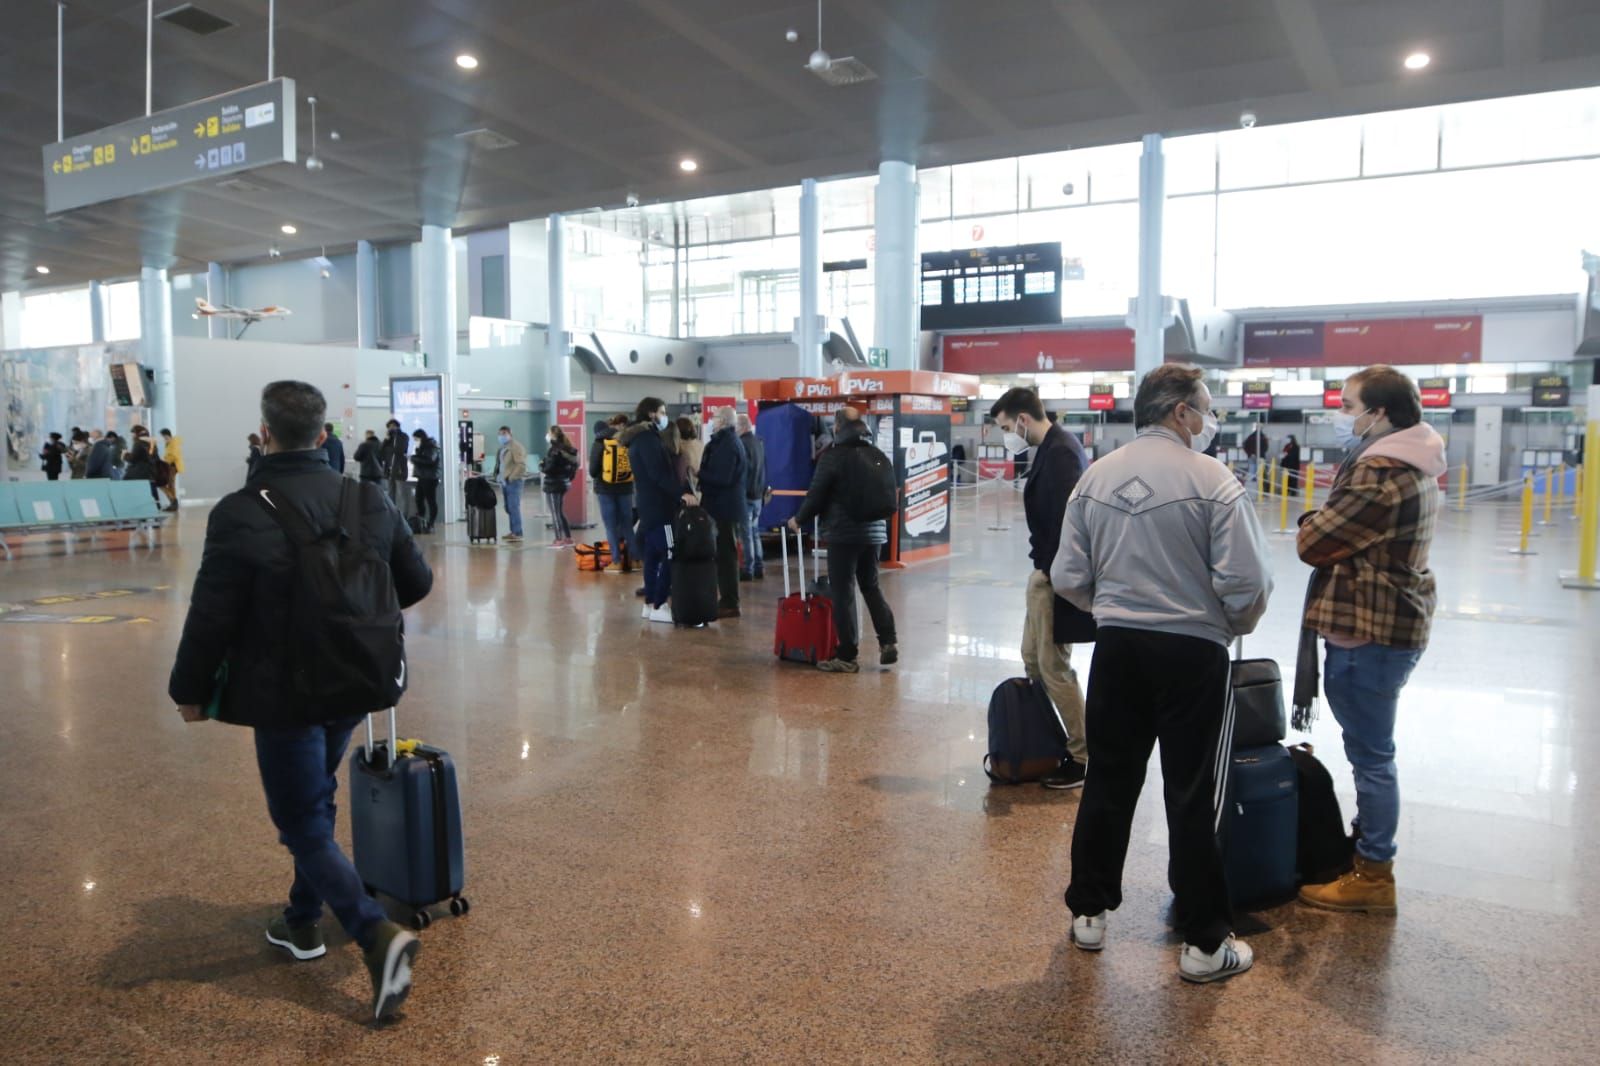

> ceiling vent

[
  {"left": 455, "top": 128, "right": 519, "bottom": 151},
  {"left": 157, "top": 4, "right": 236, "bottom": 36},
  {"left": 214, "top": 176, "right": 268, "bottom": 193},
  {"left": 808, "top": 55, "right": 877, "bottom": 87}
]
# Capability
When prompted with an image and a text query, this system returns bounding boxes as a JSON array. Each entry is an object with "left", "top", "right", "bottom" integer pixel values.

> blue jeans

[
  {"left": 598, "top": 493, "right": 633, "bottom": 565},
  {"left": 741, "top": 499, "right": 765, "bottom": 575},
  {"left": 502, "top": 477, "right": 524, "bottom": 536},
  {"left": 253, "top": 716, "right": 386, "bottom": 949},
  {"left": 640, "top": 525, "right": 670, "bottom": 607},
  {"left": 1323, "top": 642, "right": 1423, "bottom": 863}
]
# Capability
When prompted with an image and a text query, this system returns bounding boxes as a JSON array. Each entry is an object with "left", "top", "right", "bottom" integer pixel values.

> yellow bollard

[
  {"left": 1270, "top": 459, "right": 1280, "bottom": 500},
  {"left": 1563, "top": 428, "right": 1600, "bottom": 587},
  {"left": 1541, "top": 466, "right": 1556, "bottom": 526},
  {"left": 1304, "top": 463, "right": 1315, "bottom": 512},
  {"left": 1574, "top": 464, "right": 1584, "bottom": 521},
  {"left": 1510, "top": 474, "right": 1537, "bottom": 555},
  {"left": 1456, "top": 463, "right": 1468, "bottom": 512},
  {"left": 1277, "top": 470, "right": 1291, "bottom": 533},
  {"left": 1256, "top": 457, "right": 1265, "bottom": 503},
  {"left": 1555, "top": 465, "right": 1566, "bottom": 513}
]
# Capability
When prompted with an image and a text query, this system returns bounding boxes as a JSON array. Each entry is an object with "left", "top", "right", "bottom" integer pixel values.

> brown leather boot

[{"left": 1298, "top": 855, "right": 1397, "bottom": 915}]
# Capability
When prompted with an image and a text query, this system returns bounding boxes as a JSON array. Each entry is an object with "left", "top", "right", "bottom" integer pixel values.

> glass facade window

[
  {"left": 21, "top": 287, "right": 92, "bottom": 348},
  {"left": 102, "top": 281, "right": 141, "bottom": 341}
]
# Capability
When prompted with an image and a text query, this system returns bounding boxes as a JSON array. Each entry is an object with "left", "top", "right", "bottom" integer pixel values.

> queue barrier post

[
  {"left": 1275, "top": 470, "right": 1292, "bottom": 534},
  {"left": 1562, "top": 410, "right": 1600, "bottom": 588},
  {"left": 1540, "top": 466, "right": 1556, "bottom": 526},
  {"left": 1574, "top": 464, "right": 1584, "bottom": 522},
  {"left": 1303, "top": 463, "right": 1315, "bottom": 512},
  {"left": 1510, "top": 474, "right": 1537, "bottom": 556},
  {"left": 1456, "top": 464, "right": 1468, "bottom": 512}
]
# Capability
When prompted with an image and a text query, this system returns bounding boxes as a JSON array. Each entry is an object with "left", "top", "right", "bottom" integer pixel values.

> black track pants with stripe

[{"left": 1065, "top": 626, "right": 1235, "bottom": 953}]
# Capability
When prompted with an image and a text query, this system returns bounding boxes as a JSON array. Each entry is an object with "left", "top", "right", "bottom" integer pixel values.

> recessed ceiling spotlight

[
  {"left": 280, "top": 223, "right": 298, "bottom": 234},
  {"left": 456, "top": 53, "right": 479, "bottom": 70},
  {"left": 35, "top": 264, "right": 50, "bottom": 275},
  {"left": 679, "top": 158, "right": 698, "bottom": 173},
  {"left": 1404, "top": 51, "right": 1431, "bottom": 71}
]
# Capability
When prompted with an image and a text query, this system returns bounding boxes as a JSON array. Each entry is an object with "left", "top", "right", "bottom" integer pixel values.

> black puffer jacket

[
  {"left": 123, "top": 439, "right": 157, "bottom": 482},
  {"left": 168, "top": 451, "right": 432, "bottom": 728},
  {"left": 540, "top": 441, "right": 579, "bottom": 494},
  {"left": 411, "top": 437, "right": 441, "bottom": 480},
  {"left": 794, "top": 419, "right": 890, "bottom": 546}
]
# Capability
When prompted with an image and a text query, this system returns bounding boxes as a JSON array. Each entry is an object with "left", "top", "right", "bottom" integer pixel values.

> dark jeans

[
  {"left": 826, "top": 542, "right": 896, "bottom": 662},
  {"left": 597, "top": 493, "right": 633, "bottom": 566},
  {"left": 416, "top": 479, "right": 439, "bottom": 525},
  {"left": 253, "top": 715, "right": 387, "bottom": 950},
  {"left": 1065, "top": 626, "right": 1235, "bottom": 954},
  {"left": 640, "top": 524, "right": 671, "bottom": 607},
  {"left": 715, "top": 518, "right": 740, "bottom": 608}
]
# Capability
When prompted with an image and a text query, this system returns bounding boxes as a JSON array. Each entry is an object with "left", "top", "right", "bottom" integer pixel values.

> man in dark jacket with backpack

[
  {"left": 620, "top": 397, "right": 695, "bottom": 619},
  {"left": 168, "top": 380, "right": 433, "bottom": 1023},
  {"left": 590, "top": 418, "right": 635, "bottom": 573},
  {"left": 789, "top": 408, "right": 898, "bottom": 673},
  {"left": 696, "top": 406, "right": 749, "bottom": 618}
]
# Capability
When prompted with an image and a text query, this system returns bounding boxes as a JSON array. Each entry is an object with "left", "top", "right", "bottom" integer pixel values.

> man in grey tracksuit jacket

[{"left": 1050, "top": 364, "right": 1272, "bottom": 985}]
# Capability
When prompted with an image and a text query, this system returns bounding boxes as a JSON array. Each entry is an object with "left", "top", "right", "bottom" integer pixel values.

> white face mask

[
  {"left": 655, "top": 414, "right": 669, "bottom": 431},
  {"left": 1187, "top": 409, "right": 1219, "bottom": 454},
  {"left": 1001, "top": 419, "right": 1032, "bottom": 455},
  {"left": 1331, "top": 409, "right": 1372, "bottom": 447}
]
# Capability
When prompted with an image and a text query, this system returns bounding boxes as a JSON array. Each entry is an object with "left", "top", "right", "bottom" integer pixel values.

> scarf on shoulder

[{"left": 1290, "top": 427, "right": 1397, "bottom": 731}]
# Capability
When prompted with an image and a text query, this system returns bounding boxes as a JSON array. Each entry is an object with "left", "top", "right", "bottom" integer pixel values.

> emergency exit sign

[{"left": 867, "top": 347, "right": 890, "bottom": 369}]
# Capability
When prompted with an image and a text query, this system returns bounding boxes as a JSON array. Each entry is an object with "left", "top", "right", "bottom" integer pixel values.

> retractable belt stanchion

[
  {"left": 1561, "top": 399, "right": 1600, "bottom": 588},
  {"left": 1510, "top": 474, "right": 1537, "bottom": 556}
]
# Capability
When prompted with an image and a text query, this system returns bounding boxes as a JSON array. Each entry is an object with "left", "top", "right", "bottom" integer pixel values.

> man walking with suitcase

[
  {"left": 169, "top": 380, "right": 435, "bottom": 1022},
  {"left": 788, "top": 407, "right": 898, "bottom": 673},
  {"left": 1051, "top": 365, "right": 1272, "bottom": 984},
  {"left": 989, "top": 387, "right": 1093, "bottom": 790}
]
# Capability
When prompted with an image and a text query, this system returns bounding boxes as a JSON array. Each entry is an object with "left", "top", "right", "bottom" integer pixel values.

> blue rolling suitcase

[
  {"left": 1223, "top": 744, "right": 1299, "bottom": 908},
  {"left": 350, "top": 707, "right": 469, "bottom": 930}
]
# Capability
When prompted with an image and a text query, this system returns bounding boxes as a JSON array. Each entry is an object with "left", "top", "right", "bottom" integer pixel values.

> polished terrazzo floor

[{"left": 3, "top": 484, "right": 1599, "bottom": 1064}]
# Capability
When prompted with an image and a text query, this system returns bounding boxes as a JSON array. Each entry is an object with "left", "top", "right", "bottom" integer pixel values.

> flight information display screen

[{"left": 919, "top": 243, "right": 1062, "bottom": 331}]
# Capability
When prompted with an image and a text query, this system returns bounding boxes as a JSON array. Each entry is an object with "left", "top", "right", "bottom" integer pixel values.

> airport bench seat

[{"left": 0, "top": 481, "right": 169, "bottom": 560}]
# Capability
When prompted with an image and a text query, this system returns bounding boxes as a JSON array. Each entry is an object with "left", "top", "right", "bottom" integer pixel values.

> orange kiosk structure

[{"left": 744, "top": 370, "right": 981, "bottom": 565}]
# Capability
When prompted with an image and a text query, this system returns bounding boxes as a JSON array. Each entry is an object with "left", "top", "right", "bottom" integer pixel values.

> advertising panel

[
  {"left": 1088, "top": 384, "right": 1115, "bottom": 412},
  {"left": 942, "top": 328, "right": 1134, "bottom": 374},
  {"left": 390, "top": 376, "right": 444, "bottom": 464},
  {"left": 895, "top": 413, "right": 952, "bottom": 561},
  {"left": 555, "top": 399, "right": 588, "bottom": 529},
  {"left": 1242, "top": 381, "right": 1273, "bottom": 410},
  {"left": 1243, "top": 316, "right": 1482, "bottom": 367},
  {"left": 1417, "top": 377, "right": 1453, "bottom": 408},
  {"left": 1323, "top": 380, "right": 1344, "bottom": 409}
]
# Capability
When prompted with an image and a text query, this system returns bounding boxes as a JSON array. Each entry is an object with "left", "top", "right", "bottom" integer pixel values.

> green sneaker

[
  {"left": 265, "top": 915, "right": 326, "bottom": 961},
  {"left": 363, "top": 920, "right": 420, "bottom": 1022},
  {"left": 816, "top": 658, "right": 860, "bottom": 673}
]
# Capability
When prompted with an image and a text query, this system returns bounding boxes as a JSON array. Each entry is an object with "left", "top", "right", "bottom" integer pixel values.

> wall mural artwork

[{"left": 3, "top": 341, "right": 141, "bottom": 474}]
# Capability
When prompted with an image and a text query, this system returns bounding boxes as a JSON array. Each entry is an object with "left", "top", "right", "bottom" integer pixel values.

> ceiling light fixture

[
  {"left": 305, "top": 96, "right": 324, "bottom": 171},
  {"left": 280, "top": 223, "right": 297, "bottom": 234},
  {"left": 35, "top": 265, "right": 50, "bottom": 275},
  {"left": 679, "top": 158, "right": 698, "bottom": 173},
  {"left": 1404, "top": 51, "right": 1431, "bottom": 71},
  {"left": 456, "top": 53, "right": 479, "bottom": 70}
]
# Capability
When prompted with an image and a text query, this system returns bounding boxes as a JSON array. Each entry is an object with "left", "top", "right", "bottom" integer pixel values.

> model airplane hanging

[{"left": 193, "top": 297, "right": 292, "bottom": 337}]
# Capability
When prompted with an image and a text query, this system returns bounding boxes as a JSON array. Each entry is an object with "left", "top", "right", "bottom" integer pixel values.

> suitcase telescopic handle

[{"left": 365, "top": 706, "right": 398, "bottom": 767}]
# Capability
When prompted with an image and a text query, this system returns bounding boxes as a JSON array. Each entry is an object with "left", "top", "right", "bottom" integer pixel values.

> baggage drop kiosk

[{"left": 745, "top": 370, "right": 981, "bottom": 565}]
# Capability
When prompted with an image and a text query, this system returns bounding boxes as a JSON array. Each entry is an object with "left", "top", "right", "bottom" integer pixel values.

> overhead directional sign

[{"left": 42, "top": 78, "right": 296, "bottom": 214}]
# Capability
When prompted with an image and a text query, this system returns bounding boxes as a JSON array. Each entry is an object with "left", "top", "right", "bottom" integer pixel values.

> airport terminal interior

[{"left": 6, "top": 1, "right": 1600, "bottom": 1062}]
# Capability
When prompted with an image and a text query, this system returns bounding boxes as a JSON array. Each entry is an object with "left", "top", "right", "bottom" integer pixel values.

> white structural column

[
  {"left": 418, "top": 224, "right": 459, "bottom": 522},
  {"left": 355, "top": 240, "right": 378, "bottom": 350},
  {"left": 546, "top": 212, "right": 571, "bottom": 401},
  {"left": 139, "top": 266, "right": 176, "bottom": 431},
  {"left": 1133, "top": 133, "right": 1166, "bottom": 381},
  {"left": 88, "top": 280, "right": 105, "bottom": 343},
  {"left": 797, "top": 178, "right": 823, "bottom": 378},
  {"left": 873, "top": 160, "right": 919, "bottom": 372},
  {"left": 205, "top": 262, "right": 225, "bottom": 339}
]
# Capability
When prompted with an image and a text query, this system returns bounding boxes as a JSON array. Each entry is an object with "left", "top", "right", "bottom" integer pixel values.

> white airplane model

[{"left": 194, "top": 297, "right": 292, "bottom": 337}]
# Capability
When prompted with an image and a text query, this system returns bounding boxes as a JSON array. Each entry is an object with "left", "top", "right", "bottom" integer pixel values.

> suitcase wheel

[
  {"left": 412, "top": 910, "right": 432, "bottom": 931},
  {"left": 449, "top": 896, "right": 471, "bottom": 917}
]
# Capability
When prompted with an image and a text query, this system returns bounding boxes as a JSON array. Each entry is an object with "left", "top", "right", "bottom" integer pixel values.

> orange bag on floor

[{"left": 574, "top": 541, "right": 612, "bottom": 572}]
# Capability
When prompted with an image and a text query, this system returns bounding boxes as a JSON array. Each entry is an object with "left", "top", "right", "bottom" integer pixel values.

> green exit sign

[
  {"left": 503, "top": 399, "right": 515, "bottom": 409},
  {"left": 866, "top": 347, "right": 890, "bottom": 369}
]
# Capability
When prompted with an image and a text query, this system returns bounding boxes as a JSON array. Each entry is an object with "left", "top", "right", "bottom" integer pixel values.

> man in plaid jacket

[{"left": 1296, "top": 365, "right": 1446, "bottom": 915}]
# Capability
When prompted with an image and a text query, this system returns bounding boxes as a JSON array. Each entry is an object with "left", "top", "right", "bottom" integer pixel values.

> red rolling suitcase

[{"left": 775, "top": 525, "right": 836, "bottom": 665}]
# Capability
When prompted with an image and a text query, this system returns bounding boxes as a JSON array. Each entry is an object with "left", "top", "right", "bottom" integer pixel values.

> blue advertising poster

[{"left": 389, "top": 376, "right": 443, "bottom": 458}]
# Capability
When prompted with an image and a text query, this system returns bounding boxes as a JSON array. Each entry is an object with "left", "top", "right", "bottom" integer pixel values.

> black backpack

[
  {"left": 254, "top": 481, "right": 407, "bottom": 719},
  {"left": 464, "top": 477, "right": 498, "bottom": 509},
  {"left": 983, "top": 678, "right": 1067, "bottom": 784},
  {"left": 845, "top": 444, "right": 899, "bottom": 522},
  {"left": 1288, "top": 743, "right": 1355, "bottom": 885}
]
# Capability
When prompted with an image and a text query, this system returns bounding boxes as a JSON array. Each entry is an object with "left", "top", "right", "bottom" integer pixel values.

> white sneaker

[
  {"left": 1178, "top": 936, "right": 1253, "bottom": 984},
  {"left": 641, "top": 604, "right": 651, "bottom": 619},
  {"left": 1071, "top": 912, "right": 1107, "bottom": 952},
  {"left": 649, "top": 605, "right": 674, "bottom": 623}
]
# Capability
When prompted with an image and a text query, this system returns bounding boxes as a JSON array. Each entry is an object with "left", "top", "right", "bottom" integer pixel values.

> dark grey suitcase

[
  {"left": 350, "top": 707, "right": 469, "bottom": 930},
  {"left": 670, "top": 558, "right": 719, "bottom": 626},
  {"left": 467, "top": 506, "right": 496, "bottom": 544},
  {"left": 1231, "top": 638, "right": 1286, "bottom": 748}
]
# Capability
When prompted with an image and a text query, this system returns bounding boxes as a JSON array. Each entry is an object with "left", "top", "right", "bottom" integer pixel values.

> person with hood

[
  {"left": 738, "top": 413, "right": 767, "bottom": 581},
  {"left": 590, "top": 417, "right": 635, "bottom": 573},
  {"left": 695, "top": 406, "right": 749, "bottom": 618},
  {"left": 540, "top": 425, "right": 580, "bottom": 548},
  {"left": 789, "top": 408, "right": 898, "bottom": 673},
  {"left": 410, "top": 428, "right": 441, "bottom": 533},
  {"left": 621, "top": 398, "right": 695, "bottom": 622},
  {"left": 1294, "top": 366, "right": 1445, "bottom": 917},
  {"left": 39, "top": 433, "right": 68, "bottom": 480},
  {"left": 353, "top": 430, "right": 383, "bottom": 485}
]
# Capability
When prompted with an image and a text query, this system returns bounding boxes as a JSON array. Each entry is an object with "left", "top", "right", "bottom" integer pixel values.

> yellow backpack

[{"left": 600, "top": 437, "right": 633, "bottom": 486}]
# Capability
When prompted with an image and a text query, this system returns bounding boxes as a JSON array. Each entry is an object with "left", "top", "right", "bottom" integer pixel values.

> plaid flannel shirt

[{"left": 1297, "top": 456, "right": 1439, "bottom": 649}]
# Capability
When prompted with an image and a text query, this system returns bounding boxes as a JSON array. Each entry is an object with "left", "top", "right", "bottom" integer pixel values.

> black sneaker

[
  {"left": 635, "top": 586, "right": 648, "bottom": 598},
  {"left": 739, "top": 572, "right": 754, "bottom": 582},
  {"left": 880, "top": 643, "right": 899, "bottom": 666},
  {"left": 1041, "top": 758, "right": 1086, "bottom": 790},
  {"left": 265, "top": 915, "right": 326, "bottom": 961},
  {"left": 363, "top": 920, "right": 420, "bottom": 1023}
]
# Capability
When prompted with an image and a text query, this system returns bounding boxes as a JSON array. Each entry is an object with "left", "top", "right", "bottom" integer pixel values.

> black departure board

[{"left": 919, "top": 243, "right": 1062, "bottom": 331}]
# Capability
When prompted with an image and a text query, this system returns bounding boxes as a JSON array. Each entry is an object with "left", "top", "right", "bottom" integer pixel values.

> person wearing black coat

[
  {"left": 620, "top": 397, "right": 695, "bottom": 615},
  {"left": 738, "top": 414, "right": 768, "bottom": 580},
  {"left": 1282, "top": 435, "right": 1303, "bottom": 497},
  {"left": 379, "top": 419, "right": 409, "bottom": 501},
  {"left": 322, "top": 422, "right": 346, "bottom": 475},
  {"left": 246, "top": 434, "right": 264, "bottom": 482},
  {"left": 539, "top": 426, "right": 580, "bottom": 546},
  {"left": 124, "top": 436, "right": 160, "bottom": 502},
  {"left": 409, "top": 429, "right": 441, "bottom": 531},
  {"left": 790, "top": 409, "right": 898, "bottom": 672},
  {"left": 168, "top": 380, "right": 431, "bottom": 1020},
  {"left": 696, "top": 407, "right": 749, "bottom": 615},
  {"left": 39, "top": 433, "right": 67, "bottom": 480},
  {"left": 85, "top": 436, "right": 117, "bottom": 479},
  {"left": 991, "top": 386, "right": 1092, "bottom": 788},
  {"left": 353, "top": 431, "right": 384, "bottom": 484}
]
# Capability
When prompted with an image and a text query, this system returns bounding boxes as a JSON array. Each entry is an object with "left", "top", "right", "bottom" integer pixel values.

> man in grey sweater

[{"left": 1051, "top": 364, "right": 1272, "bottom": 985}]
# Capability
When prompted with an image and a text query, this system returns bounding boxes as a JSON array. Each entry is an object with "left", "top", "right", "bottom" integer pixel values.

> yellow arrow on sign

[{"left": 193, "top": 122, "right": 205, "bottom": 137}]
